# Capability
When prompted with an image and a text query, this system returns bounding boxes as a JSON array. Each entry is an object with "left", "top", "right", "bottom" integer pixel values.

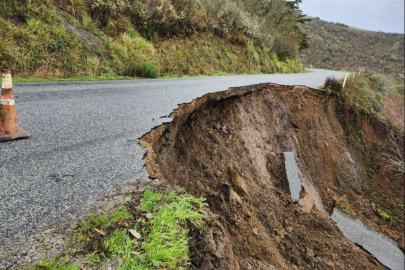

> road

[
  {"left": 0, "top": 69, "right": 346, "bottom": 247},
  {"left": 332, "top": 208, "right": 404, "bottom": 270}
]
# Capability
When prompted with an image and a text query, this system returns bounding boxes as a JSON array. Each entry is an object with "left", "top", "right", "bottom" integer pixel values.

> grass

[
  {"left": 12, "top": 75, "right": 131, "bottom": 82},
  {"left": 127, "top": 62, "right": 159, "bottom": 78},
  {"left": 1, "top": 1, "right": 305, "bottom": 80},
  {"left": 29, "top": 259, "right": 79, "bottom": 270},
  {"left": 371, "top": 196, "right": 405, "bottom": 228},
  {"left": 327, "top": 74, "right": 404, "bottom": 232},
  {"left": 336, "top": 202, "right": 359, "bottom": 219},
  {"left": 138, "top": 190, "right": 206, "bottom": 269},
  {"left": 12, "top": 66, "right": 311, "bottom": 83},
  {"left": 340, "top": 76, "right": 385, "bottom": 118},
  {"left": 30, "top": 190, "right": 207, "bottom": 270}
]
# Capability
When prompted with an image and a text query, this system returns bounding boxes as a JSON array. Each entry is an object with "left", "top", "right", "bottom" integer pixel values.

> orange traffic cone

[{"left": 0, "top": 70, "right": 30, "bottom": 142}]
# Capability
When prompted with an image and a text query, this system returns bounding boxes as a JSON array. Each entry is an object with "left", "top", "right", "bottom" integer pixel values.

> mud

[{"left": 141, "top": 82, "right": 404, "bottom": 269}]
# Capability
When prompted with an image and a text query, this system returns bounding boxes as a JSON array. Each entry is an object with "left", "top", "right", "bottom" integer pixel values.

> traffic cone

[{"left": 0, "top": 70, "right": 30, "bottom": 142}]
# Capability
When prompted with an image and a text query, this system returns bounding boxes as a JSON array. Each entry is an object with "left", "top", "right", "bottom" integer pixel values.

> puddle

[{"left": 331, "top": 208, "right": 405, "bottom": 270}]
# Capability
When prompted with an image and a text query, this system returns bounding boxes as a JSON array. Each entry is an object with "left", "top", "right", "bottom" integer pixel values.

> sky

[{"left": 300, "top": 0, "right": 405, "bottom": 33}]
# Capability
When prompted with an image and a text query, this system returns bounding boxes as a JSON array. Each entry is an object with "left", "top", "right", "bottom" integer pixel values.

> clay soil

[{"left": 141, "top": 83, "right": 404, "bottom": 269}]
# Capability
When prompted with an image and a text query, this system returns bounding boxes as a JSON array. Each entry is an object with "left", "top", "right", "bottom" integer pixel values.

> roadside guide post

[
  {"left": 0, "top": 70, "right": 30, "bottom": 142},
  {"left": 342, "top": 73, "right": 349, "bottom": 89}
]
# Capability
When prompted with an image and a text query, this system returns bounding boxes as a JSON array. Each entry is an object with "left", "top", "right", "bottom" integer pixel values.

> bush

[
  {"left": 127, "top": 62, "right": 158, "bottom": 78},
  {"left": 323, "top": 77, "right": 342, "bottom": 93},
  {"left": 370, "top": 76, "right": 386, "bottom": 92}
]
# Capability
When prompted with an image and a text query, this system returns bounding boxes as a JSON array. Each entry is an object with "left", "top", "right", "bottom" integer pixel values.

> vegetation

[
  {"left": 300, "top": 17, "right": 404, "bottom": 74},
  {"left": 127, "top": 62, "right": 158, "bottom": 79},
  {"left": 324, "top": 74, "right": 404, "bottom": 176},
  {"left": 336, "top": 202, "right": 358, "bottom": 219},
  {"left": 29, "top": 190, "right": 207, "bottom": 269},
  {"left": 325, "top": 75, "right": 404, "bottom": 231},
  {"left": 373, "top": 197, "right": 405, "bottom": 228},
  {"left": 324, "top": 74, "right": 404, "bottom": 130},
  {"left": 341, "top": 75, "right": 404, "bottom": 129},
  {"left": 0, "top": 0, "right": 307, "bottom": 79}
]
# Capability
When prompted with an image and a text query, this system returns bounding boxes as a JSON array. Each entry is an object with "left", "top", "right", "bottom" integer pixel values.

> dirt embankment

[{"left": 140, "top": 83, "right": 404, "bottom": 269}]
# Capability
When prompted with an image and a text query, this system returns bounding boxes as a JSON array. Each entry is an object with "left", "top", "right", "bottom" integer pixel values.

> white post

[
  {"left": 359, "top": 70, "right": 362, "bottom": 76},
  {"left": 342, "top": 73, "right": 349, "bottom": 88}
]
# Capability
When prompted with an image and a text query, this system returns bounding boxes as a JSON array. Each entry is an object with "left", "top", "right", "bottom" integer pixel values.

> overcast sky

[{"left": 300, "top": 0, "right": 405, "bottom": 33}]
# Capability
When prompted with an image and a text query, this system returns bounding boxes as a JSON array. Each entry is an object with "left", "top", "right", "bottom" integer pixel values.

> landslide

[{"left": 140, "top": 83, "right": 404, "bottom": 269}]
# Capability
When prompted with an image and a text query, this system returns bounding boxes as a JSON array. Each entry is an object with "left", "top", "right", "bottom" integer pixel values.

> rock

[
  {"left": 306, "top": 247, "right": 315, "bottom": 257},
  {"left": 252, "top": 228, "right": 258, "bottom": 235},
  {"left": 229, "top": 166, "right": 249, "bottom": 195},
  {"left": 196, "top": 181, "right": 205, "bottom": 192},
  {"left": 324, "top": 260, "right": 334, "bottom": 268},
  {"left": 232, "top": 175, "right": 248, "bottom": 195},
  {"left": 230, "top": 190, "right": 242, "bottom": 205},
  {"left": 290, "top": 255, "right": 300, "bottom": 266},
  {"left": 300, "top": 194, "right": 314, "bottom": 213},
  {"left": 297, "top": 200, "right": 304, "bottom": 207}
]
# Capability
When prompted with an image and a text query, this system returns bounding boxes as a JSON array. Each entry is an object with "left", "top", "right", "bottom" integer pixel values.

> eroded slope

[{"left": 141, "top": 83, "right": 404, "bottom": 269}]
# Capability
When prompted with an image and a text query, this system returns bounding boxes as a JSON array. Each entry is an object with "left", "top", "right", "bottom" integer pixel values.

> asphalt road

[
  {"left": 0, "top": 69, "right": 346, "bottom": 247},
  {"left": 332, "top": 208, "right": 405, "bottom": 270}
]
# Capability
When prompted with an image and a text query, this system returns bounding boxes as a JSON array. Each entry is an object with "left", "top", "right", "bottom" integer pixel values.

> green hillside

[
  {"left": 300, "top": 17, "right": 404, "bottom": 74},
  {"left": 0, "top": 0, "right": 307, "bottom": 79}
]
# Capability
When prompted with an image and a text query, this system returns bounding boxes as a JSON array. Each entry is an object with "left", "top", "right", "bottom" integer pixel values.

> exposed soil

[{"left": 140, "top": 83, "right": 404, "bottom": 269}]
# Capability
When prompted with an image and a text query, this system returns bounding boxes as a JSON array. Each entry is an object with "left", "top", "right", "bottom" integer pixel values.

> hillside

[
  {"left": 0, "top": 0, "right": 307, "bottom": 79},
  {"left": 299, "top": 17, "right": 404, "bottom": 74}
]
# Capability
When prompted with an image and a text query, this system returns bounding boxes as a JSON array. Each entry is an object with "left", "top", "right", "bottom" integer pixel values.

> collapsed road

[
  {"left": 0, "top": 69, "right": 346, "bottom": 250},
  {"left": 140, "top": 82, "right": 404, "bottom": 269}
]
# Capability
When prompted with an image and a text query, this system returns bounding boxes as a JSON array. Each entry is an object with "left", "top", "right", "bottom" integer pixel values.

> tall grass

[
  {"left": 381, "top": 75, "right": 405, "bottom": 132},
  {"left": 0, "top": 0, "right": 306, "bottom": 79}
]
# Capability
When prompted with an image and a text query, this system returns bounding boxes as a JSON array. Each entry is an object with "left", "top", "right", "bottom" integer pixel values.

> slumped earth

[{"left": 141, "top": 82, "right": 404, "bottom": 269}]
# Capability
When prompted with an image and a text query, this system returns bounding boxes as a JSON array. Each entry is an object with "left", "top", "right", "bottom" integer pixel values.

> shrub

[
  {"left": 370, "top": 75, "right": 386, "bottom": 92},
  {"left": 323, "top": 77, "right": 342, "bottom": 93},
  {"left": 127, "top": 62, "right": 158, "bottom": 78}
]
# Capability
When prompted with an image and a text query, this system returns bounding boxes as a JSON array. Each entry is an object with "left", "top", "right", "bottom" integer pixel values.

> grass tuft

[
  {"left": 29, "top": 258, "right": 79, "bottom": 270},
  {"left": 127, "top": 62, "right": 159, "bottom": 78},
  {"left": 30, "top": 189, "right": 207, "bottom": 270}
]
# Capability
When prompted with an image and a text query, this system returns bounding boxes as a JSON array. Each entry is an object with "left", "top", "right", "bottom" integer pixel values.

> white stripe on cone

[
  {"left": 0, "top": 98, "right": 15, "bottom": 106},
  {"left": 2, "top": 73, "right": 12, "bottom": 89}
]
